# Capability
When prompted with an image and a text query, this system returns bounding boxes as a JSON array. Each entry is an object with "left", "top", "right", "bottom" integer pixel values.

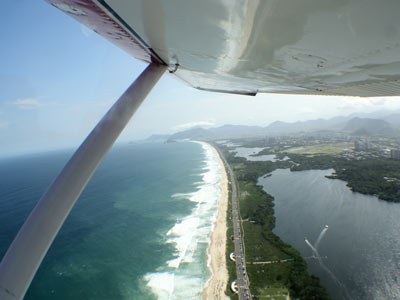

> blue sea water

[{"left": 0, "top": 141, "right": 222, "bottom": 299}]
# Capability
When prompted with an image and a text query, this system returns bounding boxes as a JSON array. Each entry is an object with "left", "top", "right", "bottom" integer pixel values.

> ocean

[{"left": 0, "top": 141, "right": 222, "bottom": 299}]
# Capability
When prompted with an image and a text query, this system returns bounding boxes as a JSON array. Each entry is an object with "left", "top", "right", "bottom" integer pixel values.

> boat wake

[{"left": 305, "top": 225, "right": 353, "bottom": 300}]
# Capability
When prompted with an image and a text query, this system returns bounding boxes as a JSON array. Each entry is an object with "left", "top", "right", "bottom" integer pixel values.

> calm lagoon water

[{"left": 259, "top": 168, "right": 400, "bottom": 300}]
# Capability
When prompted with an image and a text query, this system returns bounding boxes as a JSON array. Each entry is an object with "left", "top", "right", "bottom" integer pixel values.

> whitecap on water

[{"left": 144, "top": 142, "right": 222, "bottom": 299}]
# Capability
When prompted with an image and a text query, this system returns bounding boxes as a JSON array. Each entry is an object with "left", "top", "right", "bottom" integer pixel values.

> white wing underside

[{"left": 49, "top": 0, "right": 400, "bottom": 97}]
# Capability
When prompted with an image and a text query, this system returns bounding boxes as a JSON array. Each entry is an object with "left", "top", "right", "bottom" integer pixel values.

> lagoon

[{"left": 259, "top": 168, "right": 400, "bottom": 300}]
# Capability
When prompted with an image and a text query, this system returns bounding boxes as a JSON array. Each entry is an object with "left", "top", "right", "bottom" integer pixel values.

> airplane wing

[
  {"left": 2, "top": 1, "right": 400, "bottom": 299},
  {"left": 47, "top": 0, "right": 400, "bottom": 96}
]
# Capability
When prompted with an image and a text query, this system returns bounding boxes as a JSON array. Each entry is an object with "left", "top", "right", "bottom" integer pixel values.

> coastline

[{"left": 201, "top": 143, "right": 230, "bottom": 300}]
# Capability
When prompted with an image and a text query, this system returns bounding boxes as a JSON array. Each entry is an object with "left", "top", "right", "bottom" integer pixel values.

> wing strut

[{"left": 0, "top": 62, "right": 166, "bottom": 300}]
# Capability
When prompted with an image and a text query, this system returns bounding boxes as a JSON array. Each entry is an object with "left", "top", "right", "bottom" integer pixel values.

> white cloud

[
  {"left": 13, "top": 98, "right": 41, "bottom": 110},
  {"left": 337, "top": 97, "right": 400, "bottom": 111},
  {"left": 46, "top": 101, "right": 82, "bottom": 111},
  {"left": 172, "top": 121, "right": 215, "bottom": 131}
]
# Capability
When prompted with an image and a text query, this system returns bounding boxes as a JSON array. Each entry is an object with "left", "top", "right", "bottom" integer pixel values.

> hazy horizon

[
  {"left": 147, "top": 107, "right": 400, "bottom": 136},
  {"left": 2, "top": 1, "right": 400, "bottom": 157},
  {"left": 2, "top": 106, "right": 399, "bottom": 159}
]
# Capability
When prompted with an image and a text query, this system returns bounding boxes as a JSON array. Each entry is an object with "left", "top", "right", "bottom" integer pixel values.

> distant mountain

[
  {"left": 210, "top": 124, "right": 266, "bottom": 138},
  {"left": 144, "top": 134, "right": 171, "bottom": 142},
  {"left": 343, "top": 117, "right": 392, "bottom": 135},
  {"left": 169, "top": 127, "right": 216, "bottom": 140},
  {"left": 265, "top": 116, "right": 351, "bottom": 134},
  {"left": 169, "top": 125, "right": 267, "bottom": 141},
  {"left": 264, "top": 111, "right": 400, "bottom": 135},
  {"left": 348, "top": 109, "right": 400, "bottom": 120},
  {"left": 382, "top": 113, "right": 400, "bottom": 128},
  {"left": 163, "top": 110, "right": 400, "bottom": 141}
]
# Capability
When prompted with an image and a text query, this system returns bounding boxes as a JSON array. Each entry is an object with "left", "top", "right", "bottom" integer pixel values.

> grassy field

[
  {"left": 252, "top": 287, "right": 289, "bottom": 299},
  {"left": 284, "top": 143, "right": 352, "bottom": 155}
]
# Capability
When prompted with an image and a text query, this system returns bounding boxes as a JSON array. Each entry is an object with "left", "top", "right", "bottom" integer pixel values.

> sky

[{"left": 1, "top": 1, "right": 400, "bottom": 157}]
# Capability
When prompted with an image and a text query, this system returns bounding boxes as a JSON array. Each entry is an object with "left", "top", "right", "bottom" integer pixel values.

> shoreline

[{"left": 201, "top": 143, "right": 230, "bottom": 300}]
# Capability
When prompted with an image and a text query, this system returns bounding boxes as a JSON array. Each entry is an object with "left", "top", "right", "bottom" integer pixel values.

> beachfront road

[{"left": 217, "top": 148, "right": 251, "bottom": 300}]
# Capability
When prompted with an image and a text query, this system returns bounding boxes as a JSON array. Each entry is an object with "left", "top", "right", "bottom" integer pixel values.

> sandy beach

[{"left": 202, "top": 144, "right": 230, "bottom": 300}]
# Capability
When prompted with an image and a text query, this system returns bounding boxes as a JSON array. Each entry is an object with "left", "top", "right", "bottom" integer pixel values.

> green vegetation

[
  {"left": 225, "top": 180, "right": 239, "bottom": 299},
  {"left": 289, "top": 154, "right": 400, "bottom": 202},
  {"left": 217, "top": 144, "right": 331, "bottom": 300},
  {"left": 232, "top": 137, "right": 400, "bottom": 202},
  {"left": 218, "top": 135, "right": 399, "bottom": 299},
  {"left": 285, "top": 143, "right": 351, "bottom": 155},
  {"left": 252, "top": 142, "right": 351, "bottom": 156},
  {"left": 329, "top": 159, "right": 400, "bottom": 202}
]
